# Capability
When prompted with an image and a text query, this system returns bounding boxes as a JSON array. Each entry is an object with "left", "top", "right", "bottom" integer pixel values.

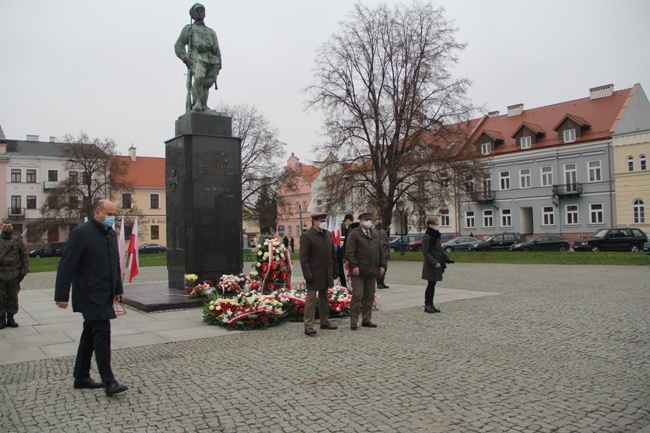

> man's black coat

[{"left": 55, "top": 219, "right": 124, "bottom": 320}]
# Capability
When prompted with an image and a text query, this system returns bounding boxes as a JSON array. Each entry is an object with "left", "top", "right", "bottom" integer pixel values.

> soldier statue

[
  {"left": 0, "top": 219, "right": 29, "bottom": 329},
  {"left": 174, "top": 3, "right": 222, "bottom": 113}
]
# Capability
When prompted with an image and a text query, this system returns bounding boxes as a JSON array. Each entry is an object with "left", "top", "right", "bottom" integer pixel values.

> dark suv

[
  {"left": 468, "top": 233, "right": 526, "bottom": 251},
  {"left": 29, "top": 242, "right": 67, "bottom": 258},
  {"left": 573, "top": 228, "right": 647, "bottom": 252}
]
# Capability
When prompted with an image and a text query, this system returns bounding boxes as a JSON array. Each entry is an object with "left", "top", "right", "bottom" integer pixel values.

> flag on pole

[
  {"left": 118, "top": 216, "right": 126, "bottom": 280},
  {"left": 127, "top": 217, "right": 139, "bottom": 283}
]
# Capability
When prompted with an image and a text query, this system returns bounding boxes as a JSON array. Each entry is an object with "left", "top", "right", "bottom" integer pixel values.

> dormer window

[
  {"left": 512, "top": 122, "right": 544, "bottom": 150},
  {"left": 520, "top": 136, "right": 532, "bottom": 149},
  {"left": 563, "top": 129, "right": 576, "bottom": 143},
  {"left": 481, "top": 142, "right": 491, "bottom": 155},
  {"left": 477, "top": 130, "right": 503, "bottom": 155}
]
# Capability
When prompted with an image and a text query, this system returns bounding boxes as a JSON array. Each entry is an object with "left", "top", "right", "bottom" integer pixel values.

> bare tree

[
  {"left": 37, "top": 132, "right": 135, "bottom": 237},
  {"left": 217, "top": 102, "right": 297, "bottom": 226},
  {"left": 306, "top": 2, "right": 485, "bottom": 230}
]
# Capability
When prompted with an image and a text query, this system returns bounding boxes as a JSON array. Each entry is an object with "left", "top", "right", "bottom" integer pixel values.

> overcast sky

[{"left": 1, "top": 0, "right": 649, "bottom": 163}]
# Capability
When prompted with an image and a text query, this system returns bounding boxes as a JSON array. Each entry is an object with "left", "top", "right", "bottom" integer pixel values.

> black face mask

[{"left": 374, "top": 224, "right": 382, "bottom": 230}]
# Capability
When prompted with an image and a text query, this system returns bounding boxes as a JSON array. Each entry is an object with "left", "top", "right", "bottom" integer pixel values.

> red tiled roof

[
  {"left": 510, "top": 121, "right": 546, "bottom": 138},
  {"left": 113, "top": 155, "right": 165, "bottom": 188},
  {"left": 469, "top": 86, "right": 634, "bottom": 155}
]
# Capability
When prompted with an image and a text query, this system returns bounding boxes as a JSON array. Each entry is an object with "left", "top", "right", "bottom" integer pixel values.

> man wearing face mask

[
  {"left": 345, "top": 212, "right": 386, "bottom": 330},
  {"left": 0, "top": 219, "right": 29, "bottom": 329},
  {"left": 299, "top": 213, "right": 338, "bottom": 336},
  {"left": 55, "top": 199, "right": 128, "bottom": 396}
]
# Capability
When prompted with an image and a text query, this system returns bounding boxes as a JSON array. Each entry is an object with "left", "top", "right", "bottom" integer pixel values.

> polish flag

[
  {"left": 118, "top": 216, "right": 126, "bottom": 280},
  {"left": 127, "top": 217, "right": 139, "bottom": 283}
]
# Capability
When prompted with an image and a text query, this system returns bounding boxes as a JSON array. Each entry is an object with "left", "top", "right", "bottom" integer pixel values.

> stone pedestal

[{"left": 165, "top": 113, "right": 242, "bottom": 290}]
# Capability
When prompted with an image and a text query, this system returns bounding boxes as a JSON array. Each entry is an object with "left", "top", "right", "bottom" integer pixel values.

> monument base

[{"left": 123, "top": 281, "right": 205, "bottom": 312}]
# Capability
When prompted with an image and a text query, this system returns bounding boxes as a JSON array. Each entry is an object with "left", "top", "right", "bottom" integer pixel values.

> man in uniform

[
  {"left": 299, "top": 213, "right": 338, "bottom": 336},
  {"left": 0, "top": 219, "right": 29, "bottom": 329},
  {"left": 372, "top": 215, "right": 390, "bottom": 289},
  {"left": 345, "top": 212, "right": 386, "bottom": 330},
  {"left": 174, "top": 3, "right": 222, "bottom": 113}
]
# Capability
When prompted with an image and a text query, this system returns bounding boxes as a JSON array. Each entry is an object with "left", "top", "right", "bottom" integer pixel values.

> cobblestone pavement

[{"left": 2, "top": 262, "right": 649, "bottom": 432}]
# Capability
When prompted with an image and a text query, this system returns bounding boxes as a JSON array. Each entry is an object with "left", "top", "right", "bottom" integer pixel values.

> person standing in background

[
  {"left": 372, "top": 216, "right": 390, "bottom": 289},
  {"left": 421, "top": 217, "right": 453, "bottom": 313},
  {"left": 0, "top": 219, "right": 29, "bottom": 329}
]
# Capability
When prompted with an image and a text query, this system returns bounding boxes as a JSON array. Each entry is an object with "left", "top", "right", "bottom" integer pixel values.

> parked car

[
  {"left": 509, "top": 235, "right": 571, "bottom": 252},
  {"left": 29, "top": 242, "right": 67, "bottom": 258},
  {"left": 138, "top": 243, "right": 167, "bottom": 254},
  {"left": 389, "top": 234, "right": 423, "bottom": 253},
  {"left": 572, "top": 228, "right": 648, "bottom": 252},
  {"left": 441, "top": 236, "right": 480, "bottom": 253},
  {"left": 468, "top": 233, "right": 526, "bottom": 251},
  {"left": 408, "top": 233, "right": 458, "bottom": 251}
]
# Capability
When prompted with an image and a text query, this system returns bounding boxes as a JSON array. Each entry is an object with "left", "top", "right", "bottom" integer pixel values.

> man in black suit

[{"left": 55, "top": 199, "right": 128, "bottom": 397}]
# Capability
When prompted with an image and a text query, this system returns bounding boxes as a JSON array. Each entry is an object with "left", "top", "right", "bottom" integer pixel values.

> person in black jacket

[
  {"left": 421, "top": 217, "right": 452, "bottom": 313},
  {"left": 54, "top": 199, "right": 128, "bottom": 397}
]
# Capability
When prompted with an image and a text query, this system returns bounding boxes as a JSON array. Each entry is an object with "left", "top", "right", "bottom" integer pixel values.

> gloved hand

[{"left": 17, "top": 273, "right": 26, "bottom": 283}]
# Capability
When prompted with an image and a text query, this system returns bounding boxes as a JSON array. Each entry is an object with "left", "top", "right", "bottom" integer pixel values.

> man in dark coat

[
  {"left": 421, "top": 217, "right": 452, "bottom": 313},
  {"left": 55, "top": 199, "right": 128, "bottom": 396},
  {"left": 299, "top": 212, "right": 338, "bottom": 336},
  {"left": 372, "top": 215, "right": 390, "bottom": 289},
  {"left": 345, "top": 212, "right": 386, "bottom": 330},
  {"left": 0, "top": 219, "right": 29, "bottom": 329}
]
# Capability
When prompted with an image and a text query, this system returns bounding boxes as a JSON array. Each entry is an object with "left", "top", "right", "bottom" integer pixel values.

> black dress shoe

[
  {"left": 74, "top": 378, "right": 104, "bottom": 389},
  {"left": 350, "top": 324, "right": 358, "bottom": 331},
  {"left": 424, "top": 305, "right": 436, "bottom": 313},
  {"left": 304, "top": 328, "right": 317, "bottom": 336},
  {"left": 361, "top": 322, "right": 378, "bottom": 328},
  {"left": 432, "top": 305, "right": 441, "bottom": 313},
  {"left": 105, "top": 380, "right": 128, "bottom": 396}
]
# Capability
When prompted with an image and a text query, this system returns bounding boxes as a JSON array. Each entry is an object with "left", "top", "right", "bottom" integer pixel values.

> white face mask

[
  {"left": 319, "top": 222, "right": 328, "bottom": 230},
  {"left": 363, "top": 220, "right": 373, "bottom": 229}
]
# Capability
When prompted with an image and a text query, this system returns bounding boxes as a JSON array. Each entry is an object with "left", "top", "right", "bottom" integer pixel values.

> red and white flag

[
  {"left": 118, "top": 216, "right": 126, "bottom": 280},
  {"left": 127, "top": 217, "right": 139, "bottom": 283}
]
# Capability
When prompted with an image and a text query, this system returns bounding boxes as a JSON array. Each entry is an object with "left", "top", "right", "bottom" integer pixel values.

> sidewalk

[{"left": 0, "top": 272, "right": 498, "bottom": 365}]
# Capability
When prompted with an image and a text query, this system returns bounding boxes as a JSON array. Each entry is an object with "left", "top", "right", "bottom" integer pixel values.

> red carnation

[
  {"left": 271, "top": 271, "right": 279, "bottom": 280},
  {"left": 280, "top": 271, "right": 289, "bottom": 282},
  {"left": 261, "top": 262, "right": 269, "bottom": 273},
  {"left": 271, "top": 261, "right": 279, "bottom": 270},
  {"left": 279, "top": 259, "right": 285, "bottom": 267},
  {"left": 267, "top": 282, "right": 276, "bottom": 291}
]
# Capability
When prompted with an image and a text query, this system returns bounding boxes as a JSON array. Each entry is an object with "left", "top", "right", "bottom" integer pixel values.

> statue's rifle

[{"left": 185, "top": 19, "right": 194, "bottom": 112}]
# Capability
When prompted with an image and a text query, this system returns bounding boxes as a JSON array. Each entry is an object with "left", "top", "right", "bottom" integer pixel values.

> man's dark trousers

[{"left": 74, "top": 320, "right": 114, "bottom": 383}]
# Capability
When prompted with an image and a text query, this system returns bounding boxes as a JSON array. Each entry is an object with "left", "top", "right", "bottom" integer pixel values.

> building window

[
  {"left": 565, "top": 204, "right": 579, "bottom": 225},
  {"left": 48, "top": 170, "right": 58, "bottom": 182},
  {"left": 500, "top": 209, "right": 512, "bottom": 227},
  {"left": 481, "top": 142, "right": 491, "bottom": 155},
  {"left": 541, "top": 166, "right": 553, "bottom": 187},
  {"left": 633, "top": 199, "right": 645, "bottom": 224},
  {"left": 69, "top": 196, "right": 79, "bottom": 209},
  {"left": 519, "top": 168, "right": 531, "bottom": 188},
  {"left": 563, "top": 129, "right": 576, "bottom": 143},
  {"left": 482, "top": 177, "right": 492, "bottom": 195},
  {"left": 589, "top": 203, "right": 603, "bottom": 224},
  {"left": 151, "top": 225, "right": 160, "bottom": 240},
  {"left": 627, "top": 156, "right": 634, "bottom": 172},
  {"left": 10, "top": 196, "right": 21, "bottom": 214},
  {"left": 150, "top": 194, "right": 160, "bottom": 209},
  {"left": 122, "top": 193, "right": 132, "bottom": 209},
  {"left": 69, "top": 171, "right": 78, "bottom": 184},
  {"left": 588, "top": 160, "right": 602, "bottom": 182},
  {"left": 11, "top": 169, "right": 21, "bottom": 183},
  {"left": 542, "top": 206, "right": 555, "bottom": 225},
  {"left": 499, "top": 171, "right": 510, "bottom": 190},
  {"left": 287, "top": 225, "right": 292, "bottom": 237},
  {"left": 483, "top": 209, "right": 493, "bottom": 228},
  {"left": 82, "top": 172, "right": 91, "bottom": 185},
  {"left": 564, "top": 163, "right": 578, "bottom": 192},
  {"left": 465, "top": 211, "right": 475, "bottom": 229},
  {"left": 520, "top": 136, "right": 532, "bottom": 149},
  {"left": 296, "top": 225, "right": 300, "bottom": 236},
  {"left": 640, "top": 155, "right": 647, "bottom": 171},
  {"left": 440, "top": 209, "right": 450, "bottom": 227},
  {"left": 26, "top": 196, "right": 37, "bottom": 210},
  {"left": 26, "top": 169, "right": 37, "bottom": 183}
]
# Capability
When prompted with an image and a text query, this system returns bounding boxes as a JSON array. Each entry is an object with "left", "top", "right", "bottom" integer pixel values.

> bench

[{"left": 643, "top": 242, "right": 650, "bottom": 265}]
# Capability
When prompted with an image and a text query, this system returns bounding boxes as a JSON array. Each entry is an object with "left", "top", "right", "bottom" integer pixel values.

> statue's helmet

[{"left": 189, "top": 3, "right": 205, "bottom": 16}]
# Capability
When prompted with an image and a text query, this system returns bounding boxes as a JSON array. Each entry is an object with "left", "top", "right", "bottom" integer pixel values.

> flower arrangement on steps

[{"left": 252, "top": 236, "right": 292, "bottom": 293}]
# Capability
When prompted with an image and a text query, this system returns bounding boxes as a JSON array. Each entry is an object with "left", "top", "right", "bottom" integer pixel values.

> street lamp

[
  {"left": 396, "top": 201, "right": 405, "bottom": 255},
  {"left": 298, "top": 204, "right": 303, "bottom": 235}
]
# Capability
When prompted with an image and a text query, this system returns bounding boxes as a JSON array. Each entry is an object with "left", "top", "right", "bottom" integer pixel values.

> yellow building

[
  {"left": 113, "top": 147, "right": 166, "bottom": 245},
  {"left": 613, "top": 131, "right": 650, "bottom": 232}
]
